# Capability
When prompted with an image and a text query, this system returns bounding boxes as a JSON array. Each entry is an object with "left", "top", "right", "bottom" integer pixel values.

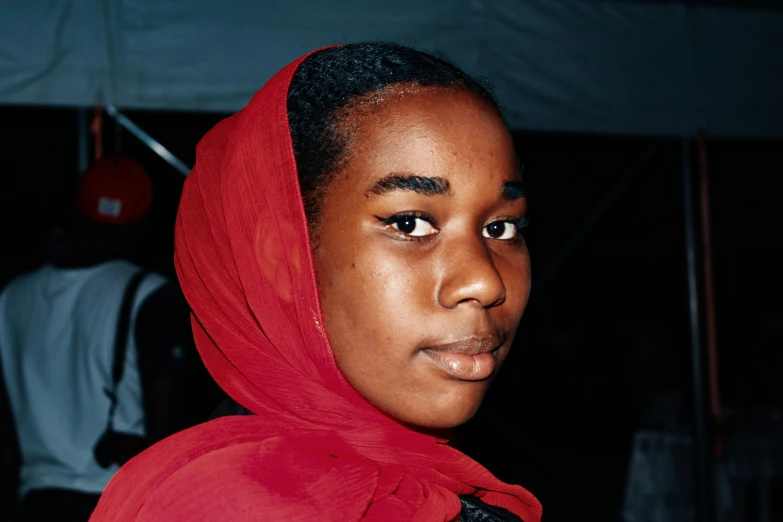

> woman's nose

[{"left": 437, "top": 235, "right": 506, "bottom": 310}]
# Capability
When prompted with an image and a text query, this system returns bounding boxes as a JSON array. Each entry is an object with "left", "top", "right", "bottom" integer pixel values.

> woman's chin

[{"left": 387, "top": 396, "right": 485, "bottom": 432}]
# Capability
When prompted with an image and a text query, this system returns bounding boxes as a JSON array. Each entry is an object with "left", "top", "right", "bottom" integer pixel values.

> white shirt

[{"left": 0, "top": 261, "right": 166, "bottom": 497}]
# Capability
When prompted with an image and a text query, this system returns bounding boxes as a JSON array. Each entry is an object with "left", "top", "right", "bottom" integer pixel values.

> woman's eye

[
  {"left": 388, "top": 215, "right": 437, "bottom": 237},
  {"left": 483, "top": 220, "right": 524, "bottom": 240}
]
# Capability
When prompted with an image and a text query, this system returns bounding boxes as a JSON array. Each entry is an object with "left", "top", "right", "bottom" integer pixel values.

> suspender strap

[{"left": 106, "top": 269, "right": 149, "bottom": 424}]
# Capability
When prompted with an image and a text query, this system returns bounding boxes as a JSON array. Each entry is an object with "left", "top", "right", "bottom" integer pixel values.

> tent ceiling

[
  {"left": 602, "top": 0, "right": 783, "bottom": 10},
  {"left": 1, "top": 0, "right": 781, "bottom": 138}
]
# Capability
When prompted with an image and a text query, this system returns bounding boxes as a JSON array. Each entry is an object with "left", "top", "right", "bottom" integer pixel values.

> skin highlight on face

[{"left": 312, "top": 86, "right": 531, "bottom": 430}]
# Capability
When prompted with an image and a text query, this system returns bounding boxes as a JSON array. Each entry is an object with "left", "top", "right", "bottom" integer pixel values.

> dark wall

[{"left": 458, "top": 133, "right": 783, "bottom": 521}]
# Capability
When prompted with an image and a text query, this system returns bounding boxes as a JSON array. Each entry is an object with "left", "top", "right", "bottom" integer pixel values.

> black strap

[
  {"left": 459, "top": 496, "right": 524, "bottom": 521},
  {"left": 208, "top": 398, "right": 255, "bottom": 420},
  {"left": 105, "top": 269, "right": 149, "bottom": 424}
]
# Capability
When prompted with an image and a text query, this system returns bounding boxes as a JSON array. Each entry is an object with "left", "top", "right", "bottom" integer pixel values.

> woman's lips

[{"left": 421, "top": 335, "right": 503, "bottom": 381}]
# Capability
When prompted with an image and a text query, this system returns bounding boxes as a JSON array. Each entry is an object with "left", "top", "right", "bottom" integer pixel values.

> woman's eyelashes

[
  {"left": 374, "top": 213, "right": 528, "bottom": 242},
  {"left": 376, "top": 212, "right": 437, "bottom": 239},
  {"left": 483, "top": 217, "right": 528, "bottom": 242}
]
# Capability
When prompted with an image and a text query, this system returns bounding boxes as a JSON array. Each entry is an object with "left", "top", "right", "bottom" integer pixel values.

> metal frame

[
  {"left": 76, "top": 105, "right": 192, "bottom": 177},
  {"left": 104, "top": 105, "right": 191, "bottom": 177},
  {"left": 682, "top": 138, "right": 716, "bottom": 522}
]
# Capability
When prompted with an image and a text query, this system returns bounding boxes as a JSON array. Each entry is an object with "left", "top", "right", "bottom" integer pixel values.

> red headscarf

[{"left": 91, "top": 48, "right": 542, "bottom": 522}]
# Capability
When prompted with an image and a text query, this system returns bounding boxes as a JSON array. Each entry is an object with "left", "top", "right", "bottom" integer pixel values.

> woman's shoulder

[{"left": 91, "top": 417, "right": 380, "bottom": 521}]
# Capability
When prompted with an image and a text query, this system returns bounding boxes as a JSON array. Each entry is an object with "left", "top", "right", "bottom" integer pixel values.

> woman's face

[{"left": 313, "top": 86, "right": 530, "bottom": 429}]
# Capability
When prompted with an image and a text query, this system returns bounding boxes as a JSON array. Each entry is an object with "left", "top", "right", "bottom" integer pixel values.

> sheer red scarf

[{"left": 90, "top": 49, "right": 541, "bottom": 522}]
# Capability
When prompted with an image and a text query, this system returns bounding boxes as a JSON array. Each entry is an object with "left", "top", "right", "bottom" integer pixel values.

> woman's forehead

[{"left": 342, "top": 88, "right": 517, "bottom": 181}]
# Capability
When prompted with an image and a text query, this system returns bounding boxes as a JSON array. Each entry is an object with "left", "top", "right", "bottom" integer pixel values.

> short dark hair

[{"left": 287, "top": 42, "right": 501, "bottom": 234}]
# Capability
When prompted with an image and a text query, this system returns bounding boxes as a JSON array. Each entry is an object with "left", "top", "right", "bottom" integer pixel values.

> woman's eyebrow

[
  {"left": 367, "top": 173, "right": 451, "bottom": 197},
  {"left": 501, "top": 181, "right": 526, "bottom": 201}
]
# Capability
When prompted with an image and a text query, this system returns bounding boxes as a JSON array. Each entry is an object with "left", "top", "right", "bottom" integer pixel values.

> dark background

[{"left": 1, "top": 105, "right": 781, "bottom": 520}]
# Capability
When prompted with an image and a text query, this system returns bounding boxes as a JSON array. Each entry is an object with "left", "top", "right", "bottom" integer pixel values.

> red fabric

[{"left": 90, "top": 49, "right": 542, "bottom": 522}]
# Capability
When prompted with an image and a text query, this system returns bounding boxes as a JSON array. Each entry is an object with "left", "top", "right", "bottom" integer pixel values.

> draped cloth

[{"left": 90, "top": 48, "right": 542, "bottom": 522}]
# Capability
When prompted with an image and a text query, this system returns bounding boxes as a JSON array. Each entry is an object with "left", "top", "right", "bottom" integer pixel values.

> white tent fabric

[{"left": 1, "top": 0, "right": 782, "bottom": 137}]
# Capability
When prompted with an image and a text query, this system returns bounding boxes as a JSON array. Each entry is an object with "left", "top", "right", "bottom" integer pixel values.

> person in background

[
  {"left": 0, "top": 157, "right": 194, "bottom": 522},
  {"left": 1, "top": 358, "right": 21, "bottom": 522}
]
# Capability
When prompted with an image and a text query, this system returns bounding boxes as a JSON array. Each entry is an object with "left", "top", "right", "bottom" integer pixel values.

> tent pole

[
  {"left": 77, "top": 108, "right": 90, "bottom": 174},
  {"left": 103, "top": 105, "right": 191, "bottom": 176},
  {"left": 682, "top": 137, "right": 715, "bottom": 522},
  {"left": 530, "top": 145, "right": 656, "bottom": 296}
]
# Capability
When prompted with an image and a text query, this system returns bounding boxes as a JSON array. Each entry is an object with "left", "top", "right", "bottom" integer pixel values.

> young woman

[{"left": 91, "top": 43, "right": 541, "bottom": 522}]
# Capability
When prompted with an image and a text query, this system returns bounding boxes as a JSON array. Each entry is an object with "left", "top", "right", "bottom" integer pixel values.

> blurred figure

[
  {"left": 1, "top": 358, "right": 21, "bottom": 522},
  {"left": 0, "top": 158, "right": 193, "bottom": 522}
]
